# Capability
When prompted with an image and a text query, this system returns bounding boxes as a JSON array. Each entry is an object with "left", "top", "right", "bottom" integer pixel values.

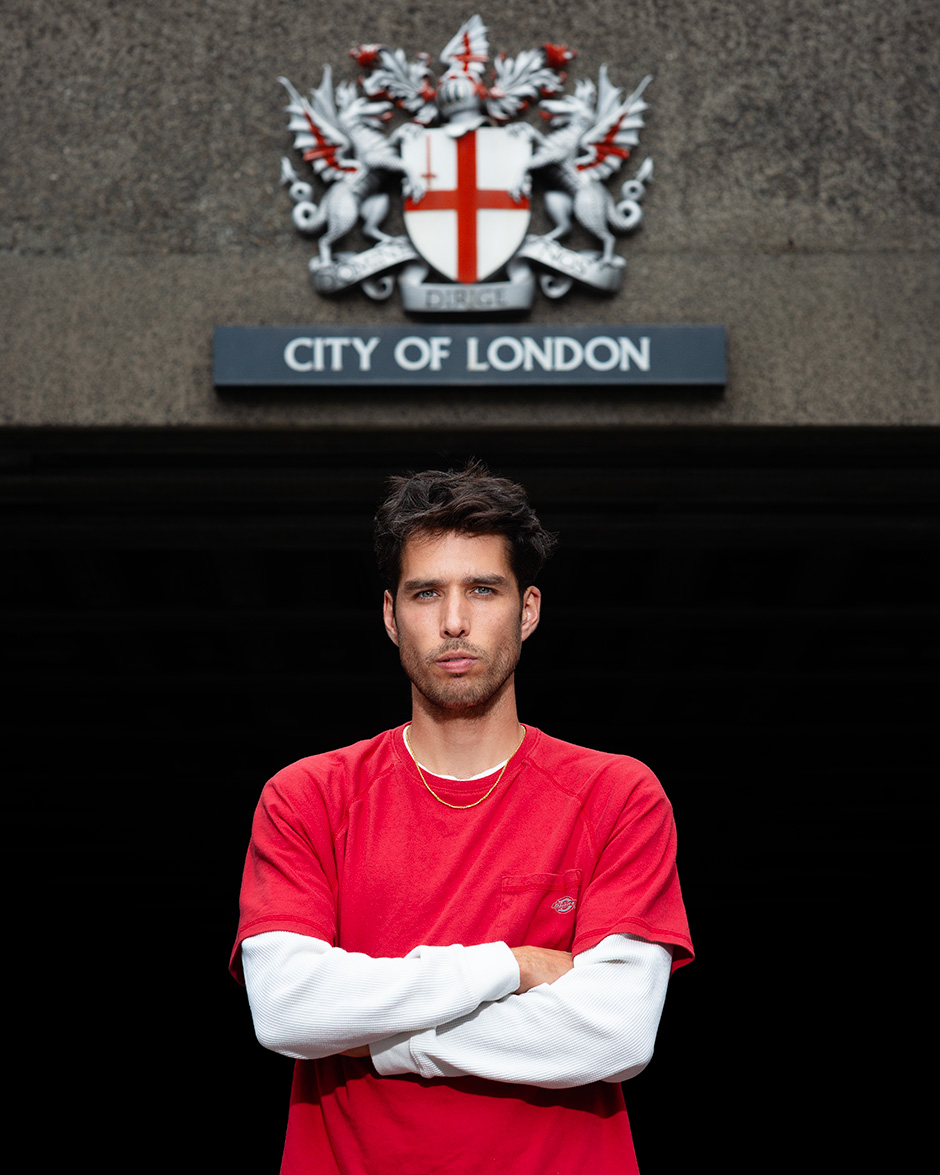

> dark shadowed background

[{"left": 4, "top": 427, "right": 935, "bottom": 1171}]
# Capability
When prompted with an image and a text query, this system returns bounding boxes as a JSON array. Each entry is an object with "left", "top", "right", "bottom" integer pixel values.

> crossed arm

[
  {"left": 338, "top": 943, "right": 574, "bottom": 1057},
  {"left": 241, "top": 930, "right": 672, "bottom": 1088}
]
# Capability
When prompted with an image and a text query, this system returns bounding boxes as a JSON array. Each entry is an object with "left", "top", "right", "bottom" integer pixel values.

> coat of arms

[{"left": 279, "top": 14, "right": 653, "bottom": 313}]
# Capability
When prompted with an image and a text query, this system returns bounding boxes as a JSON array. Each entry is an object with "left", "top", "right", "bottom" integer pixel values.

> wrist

[{"left": 509, "top": 946, "right": 528, "bottom": 994}]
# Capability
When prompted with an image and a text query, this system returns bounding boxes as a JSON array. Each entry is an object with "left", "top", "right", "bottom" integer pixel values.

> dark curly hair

[{"left": 374, "top": 460, "right": 558, "bottom": 594}]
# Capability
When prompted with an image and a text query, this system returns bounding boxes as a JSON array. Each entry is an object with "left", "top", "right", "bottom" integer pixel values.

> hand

[
  {"left": 510, "top": 176, "right": 532, "bottom": 204},
  {"left": 403, "top": 174, "right": 425, "bottom": 204},
  {"left": 510, "top": 945, "right": 574, "bottom": 994},
  {"left": 338, "top": 1045, "right": 371, "bottom": 1058}
]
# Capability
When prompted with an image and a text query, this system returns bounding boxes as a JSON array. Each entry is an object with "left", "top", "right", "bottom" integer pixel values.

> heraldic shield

[{"left": 402, "top": 128, "right": 532, "bottom": 284}]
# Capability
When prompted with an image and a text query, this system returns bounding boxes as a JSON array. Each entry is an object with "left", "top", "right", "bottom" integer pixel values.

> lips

[{"left": 436, "top": 653, "right": 478, "bottom": 674}]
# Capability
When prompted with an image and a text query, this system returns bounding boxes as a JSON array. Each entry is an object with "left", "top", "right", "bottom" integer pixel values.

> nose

[{"left": 440, "top": 591, "right": 469, "bottom": 638}]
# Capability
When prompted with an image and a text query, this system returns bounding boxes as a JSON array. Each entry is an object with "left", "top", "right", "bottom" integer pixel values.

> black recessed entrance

[{"left": 5, "top": 427, "right": 935, "bottom": 1173}]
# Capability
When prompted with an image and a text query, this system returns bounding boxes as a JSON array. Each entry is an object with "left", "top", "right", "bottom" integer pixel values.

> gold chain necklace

[{"left": 404, "top": 725, "right": 526, "bottom": 810}]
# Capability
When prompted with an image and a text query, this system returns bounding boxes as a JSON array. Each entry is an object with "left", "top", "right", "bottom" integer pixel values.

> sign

[{"left": 213, "top": 325, "right": 726, "bottom": 387}]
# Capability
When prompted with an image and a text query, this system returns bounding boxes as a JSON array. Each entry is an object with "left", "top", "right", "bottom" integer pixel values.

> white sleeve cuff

[
  {"left": 370, "top": 1029, "right": 420, "bottom": 1074},
  {"left": 456, "top": 939, "right": 520, "bottom": 1004}
]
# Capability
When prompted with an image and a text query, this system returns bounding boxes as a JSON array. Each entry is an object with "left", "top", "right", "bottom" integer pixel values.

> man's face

[{"left": 383, "top": 530, "right": 541, "bottom": 714}]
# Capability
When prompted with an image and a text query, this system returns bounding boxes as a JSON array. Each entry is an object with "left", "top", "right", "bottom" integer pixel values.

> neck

[{"left": 407, "top": 679, "right": 523, "bottom": 778}]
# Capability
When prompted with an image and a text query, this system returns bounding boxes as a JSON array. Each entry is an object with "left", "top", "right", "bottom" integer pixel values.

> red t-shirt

[{"left": 233, "top": 726, "right": 693, "bottom": 1175}]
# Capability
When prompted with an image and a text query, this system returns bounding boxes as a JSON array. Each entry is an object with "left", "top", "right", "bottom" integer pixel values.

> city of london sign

[{"left": 278, "top": 14, "right": 654, "bottom": 313}]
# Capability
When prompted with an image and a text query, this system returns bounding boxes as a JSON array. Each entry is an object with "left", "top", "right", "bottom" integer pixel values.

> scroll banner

[{"left": 213, "top": 325, "right": 726, "bottom": 388}]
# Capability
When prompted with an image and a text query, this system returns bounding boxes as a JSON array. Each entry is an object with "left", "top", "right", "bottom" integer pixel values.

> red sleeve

[
  {"left": 572, "top": 762, "right": 694, "bottom": 972},
  {"left": 229, "top": 761, "right": 340, "bottom": 984}
]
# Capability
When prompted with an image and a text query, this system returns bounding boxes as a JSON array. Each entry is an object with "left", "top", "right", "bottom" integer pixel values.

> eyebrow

[{"left": 401, "top": 574, "right": 512, "bottom": 592}]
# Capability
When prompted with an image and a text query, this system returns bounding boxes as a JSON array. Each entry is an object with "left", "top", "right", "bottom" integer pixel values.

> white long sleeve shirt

[{"left": 241, "top": 930, "right": 672, "bottom": 1089}]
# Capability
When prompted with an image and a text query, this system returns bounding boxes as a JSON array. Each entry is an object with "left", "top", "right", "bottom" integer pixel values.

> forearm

[
  {"left": 371, "top": 935, "right": 672, "bottom": 1088},
  {"left": 240, "top": 931, "right": 519, "bottom": 1060}
]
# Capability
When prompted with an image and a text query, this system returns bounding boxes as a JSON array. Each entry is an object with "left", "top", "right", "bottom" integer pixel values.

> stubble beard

[{"left": 400, "top": 635, "right": 521, "bottom": 716}]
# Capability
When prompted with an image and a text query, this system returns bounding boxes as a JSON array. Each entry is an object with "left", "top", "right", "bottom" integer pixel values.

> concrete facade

[{"left": 2, "top": 0, "right": 937, "bottom": 428}]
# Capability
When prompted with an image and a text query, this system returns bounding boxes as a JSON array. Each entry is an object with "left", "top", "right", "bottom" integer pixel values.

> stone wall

[{"left": 2, "top": 0, "right": 937, "bottom": 428}]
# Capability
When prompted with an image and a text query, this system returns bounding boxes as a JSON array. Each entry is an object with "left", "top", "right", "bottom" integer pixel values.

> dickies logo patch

[{"left": 551, "top": 896, "right": 577, "bottom": 914}]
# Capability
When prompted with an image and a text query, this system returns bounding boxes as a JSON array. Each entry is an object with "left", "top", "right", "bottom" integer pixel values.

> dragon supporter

[{"left": 231, "top": 461, "right": 693, "bottom": 1175}]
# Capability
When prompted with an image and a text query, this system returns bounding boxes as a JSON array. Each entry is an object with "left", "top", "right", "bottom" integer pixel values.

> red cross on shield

[{"left": 402, "top": 128, "right": 531, "bottom": 284}]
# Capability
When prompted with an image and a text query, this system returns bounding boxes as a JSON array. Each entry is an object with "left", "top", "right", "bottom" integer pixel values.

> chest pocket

[{"left": 495, "top": 869, "right": 582, "bottom": 950}]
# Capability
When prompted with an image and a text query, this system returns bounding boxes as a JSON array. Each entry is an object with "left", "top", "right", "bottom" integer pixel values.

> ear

[
  {"left": 520, "top": 585, "right": 541, "bottom": 642},
  {"left": 383, "top": 590, "right": 400, "bottom": 647}
]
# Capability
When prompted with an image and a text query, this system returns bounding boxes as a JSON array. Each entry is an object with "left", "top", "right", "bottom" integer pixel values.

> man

[{"left": 231, "top": 462, "right": 693, "bottom": 1174}]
